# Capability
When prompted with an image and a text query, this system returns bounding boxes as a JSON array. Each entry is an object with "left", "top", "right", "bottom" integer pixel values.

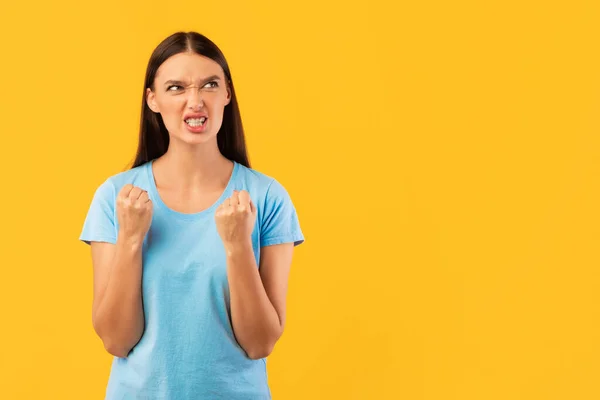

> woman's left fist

[{"left": 215, "top": 189, "right": 257, "bottom": 248}]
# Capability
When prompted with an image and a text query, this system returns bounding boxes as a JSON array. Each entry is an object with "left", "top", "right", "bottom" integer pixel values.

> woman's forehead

[{"left": 156, "top": 53, "right": 223, "bottom": 82}]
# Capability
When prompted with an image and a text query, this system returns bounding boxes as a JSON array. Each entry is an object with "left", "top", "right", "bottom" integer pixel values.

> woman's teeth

[{"left": 185, "top": 117, "right": 207, "bottom": 127}]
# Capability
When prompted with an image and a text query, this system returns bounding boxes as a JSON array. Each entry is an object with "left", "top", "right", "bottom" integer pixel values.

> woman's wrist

[{"left": 224, "top": 239, "right": 253, "bottom": 258}]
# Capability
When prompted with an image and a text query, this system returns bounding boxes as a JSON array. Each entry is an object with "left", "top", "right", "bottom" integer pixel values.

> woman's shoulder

[
  {"left": 96, "top": 162, "right": 152, "bottom": 196},
  {"left": 235, "top": 162, "right": 275, "bottom": 188},
  {"left": 234, "top": 162, "right": 294, "bottom": 204}
]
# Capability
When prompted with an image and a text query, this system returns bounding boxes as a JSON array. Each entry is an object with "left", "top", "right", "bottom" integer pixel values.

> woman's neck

[{"left": 153, "top": 141, "right": 234, "bottom": 192}]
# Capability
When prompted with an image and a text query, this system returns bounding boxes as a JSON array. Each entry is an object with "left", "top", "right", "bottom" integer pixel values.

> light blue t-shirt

[{"left": 79, "top": 159, "right": 304, "bottom": 400}]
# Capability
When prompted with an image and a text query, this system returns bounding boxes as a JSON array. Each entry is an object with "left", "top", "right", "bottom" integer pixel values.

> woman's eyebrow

[{"left": 163, "top": 75, "right": 221, "bottom": 86}]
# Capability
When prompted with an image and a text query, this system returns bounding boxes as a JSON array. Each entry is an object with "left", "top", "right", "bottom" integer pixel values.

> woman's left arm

[{"left": 226, "top": 241, "right": 294, "bottom": 360}]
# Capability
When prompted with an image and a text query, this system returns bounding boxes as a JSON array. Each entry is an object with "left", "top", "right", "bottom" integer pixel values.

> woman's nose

[{"left": 186, "top": 87, "right": 204, "bottom": 109}]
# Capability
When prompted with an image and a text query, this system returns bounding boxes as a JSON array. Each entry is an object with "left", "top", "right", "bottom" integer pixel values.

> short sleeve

[
  {"left": 260, "top": 179, "right": 305, "bottom": 247},
  {"left": 79, "top": 178, "right": 118, "bottom": 245}
]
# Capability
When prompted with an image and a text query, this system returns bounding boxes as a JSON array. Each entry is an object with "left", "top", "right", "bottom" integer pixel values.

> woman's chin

[{"left": 178, "top": 131, "right": 216, "bottom": 145}]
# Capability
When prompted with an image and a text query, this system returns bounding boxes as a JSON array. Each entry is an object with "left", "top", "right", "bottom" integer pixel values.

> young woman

[{"left": 79, "top": 31, "right": 304, "bottom": 399}]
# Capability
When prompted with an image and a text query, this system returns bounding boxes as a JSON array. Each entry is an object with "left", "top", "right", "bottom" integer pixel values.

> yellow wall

[{"left": 1, "top": 0, "right": 599, "bottom": 399}]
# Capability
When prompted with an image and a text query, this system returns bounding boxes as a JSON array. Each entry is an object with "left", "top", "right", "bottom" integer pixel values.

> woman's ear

[
  {"left": 146, "top": 88, "right": 159, "bottom": 113},
  {"left": 225, "top": 82, "right": 232, "bottom": 106}
]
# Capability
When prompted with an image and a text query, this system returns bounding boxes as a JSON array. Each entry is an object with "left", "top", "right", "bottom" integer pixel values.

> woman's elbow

[
  {"left": 94, "top": 321, "right": 133, "bottom": 358},
  {"left": 103, "top": 338, "right": 132, "bottom": 358},
  {"left": 245, "top": 336, "right": 281, "bottom": 360},
  {"left": 92, "top": 315, "right": 139, "bottom": 358},
  {"left": 246, "top": 345, "right": 274, "bottom": 360},
  {"left": 246, "top": 326, "right": 285, "bottom": 359}
]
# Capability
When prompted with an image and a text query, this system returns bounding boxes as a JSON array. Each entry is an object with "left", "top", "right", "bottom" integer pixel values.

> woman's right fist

[{"left": 116, "top": 184, "right": 153, "bottom": 241}]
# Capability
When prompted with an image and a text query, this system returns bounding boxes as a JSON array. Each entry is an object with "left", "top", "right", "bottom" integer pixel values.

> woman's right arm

[
  {"left": 90, "top": 184, "right": 153, "bottom": 358},
  {"left": 90, "top": 236, "right": 144, "bottom": 358}
]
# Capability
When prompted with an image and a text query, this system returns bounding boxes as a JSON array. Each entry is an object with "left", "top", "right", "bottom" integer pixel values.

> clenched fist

[
  {"left": 116, "top": 184, "right": 153, "bottom": 241},
  {"left": 215, "top": 190, "right": 256, "bottom": 249}
]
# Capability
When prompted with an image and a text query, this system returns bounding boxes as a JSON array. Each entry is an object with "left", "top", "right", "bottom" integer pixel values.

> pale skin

[{"left": 90, "top": 52, "right": 294, "bottom": 359}]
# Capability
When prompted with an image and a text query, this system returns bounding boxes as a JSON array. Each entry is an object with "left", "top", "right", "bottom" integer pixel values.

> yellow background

[{"left": 1, "top": 0, "right": 599, "bottom": 399}]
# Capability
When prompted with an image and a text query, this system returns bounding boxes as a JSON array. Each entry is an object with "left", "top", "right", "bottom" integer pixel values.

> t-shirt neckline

[{"left": 146, "top": 158, "right": 239, "bottom": 220}]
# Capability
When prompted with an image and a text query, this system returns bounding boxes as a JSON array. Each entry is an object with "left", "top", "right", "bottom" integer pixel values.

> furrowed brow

[{"left": 163, "top": 75, "right": 221, "bottom": 86}]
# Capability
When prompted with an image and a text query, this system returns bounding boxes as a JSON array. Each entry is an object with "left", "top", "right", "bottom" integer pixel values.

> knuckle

[{"left": 120, "top": 184, "right": 132, "bottom": 195}]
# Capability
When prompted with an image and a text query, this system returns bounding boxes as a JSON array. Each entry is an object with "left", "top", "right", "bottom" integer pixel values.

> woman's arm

[
  {"left": 90, "top": 234, "right": 145, "bottom": 358},
  {"left": 226, "top": 242, "right": 294, "bottom": 359}
]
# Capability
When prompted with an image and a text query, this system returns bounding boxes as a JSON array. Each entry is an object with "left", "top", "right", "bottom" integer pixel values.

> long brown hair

[{"left": 128, "top": 31, "right": 250, "bottom": 170}]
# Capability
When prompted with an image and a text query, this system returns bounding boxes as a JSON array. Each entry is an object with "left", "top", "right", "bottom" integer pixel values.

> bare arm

[
  {"left": 90, "top": 184, "right": 152, "bottom": 358},
  {"left": 227, "top": 242, "right": 294, "bottom": 359},
  {"left": 90, "top": 235, "right": 145, "bottom": 358}
]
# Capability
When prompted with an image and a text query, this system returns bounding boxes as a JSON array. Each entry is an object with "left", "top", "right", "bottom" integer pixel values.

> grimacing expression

[{"left": 146, "top": 52, "right": 231, "bottom": 144}]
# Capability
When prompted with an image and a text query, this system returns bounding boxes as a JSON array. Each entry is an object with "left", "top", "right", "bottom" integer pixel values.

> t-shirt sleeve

[
  {"left": 260, "top": 178, "right": 305, "bottom": 247},
  {"left": 79, "top": 178, "right": 118, "bottom": 245}
]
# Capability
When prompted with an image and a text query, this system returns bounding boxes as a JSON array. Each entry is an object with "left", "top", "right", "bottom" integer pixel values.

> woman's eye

[{"left": 166, "top": 82, "right": 217, "bottom": 92}]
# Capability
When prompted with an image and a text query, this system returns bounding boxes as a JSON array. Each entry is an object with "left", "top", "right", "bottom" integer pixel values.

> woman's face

[{"left": 146, "top": 52, "right": 231, "bottom": 145}]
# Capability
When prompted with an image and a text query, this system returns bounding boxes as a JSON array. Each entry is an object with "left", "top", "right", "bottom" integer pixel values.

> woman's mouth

[
  {"left": 185, "top": 117, "right": 207, "bottom": 127},
  {"left": 184, "top": 117, "right": 208, "bottom": 133}
]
